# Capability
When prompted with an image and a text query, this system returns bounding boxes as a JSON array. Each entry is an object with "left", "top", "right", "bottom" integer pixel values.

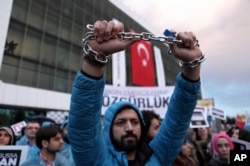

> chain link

[
  {"left": 84, "top": 24, "right": 185, "bottom": 46},
  {"left": 82, "top": 24, "right": 205, "bottom": 67},
  {"left": 179, "top": 55, "right": 206, "bottom": 68}
]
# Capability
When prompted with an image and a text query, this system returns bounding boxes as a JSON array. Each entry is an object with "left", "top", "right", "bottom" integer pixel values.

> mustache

[{"left": 121, "top": 132, "right": 137, "bottom": 140}]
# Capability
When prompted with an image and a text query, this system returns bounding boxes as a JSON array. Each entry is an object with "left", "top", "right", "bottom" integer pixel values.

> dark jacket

[{"left": 208, "top": 156, "right": 230, "bottom": 166}]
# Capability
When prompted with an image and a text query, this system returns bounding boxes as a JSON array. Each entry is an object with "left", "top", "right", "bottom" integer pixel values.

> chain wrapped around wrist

[
  {"left": 82, "top": 32, "right": 110, "bottom": 67},
  {"left": 179, "top": 54, "right": 206, "bottom": 68},
  {"left": 82, "top": 24, "right": 206, "bottom": 68}
]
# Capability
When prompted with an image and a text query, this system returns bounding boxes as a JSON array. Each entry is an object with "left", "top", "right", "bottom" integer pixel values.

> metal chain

[
  {"left": 179, "top": 54, "right": 206, "bottom": 68},
  {"left": 83, "top": 24, "right": 186, "bottom": 46},
  {"left": 82, "top": 24, "right": 205, "bottom": 67}
]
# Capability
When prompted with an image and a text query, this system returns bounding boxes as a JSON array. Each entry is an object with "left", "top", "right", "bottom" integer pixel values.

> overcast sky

[{"left": 110, "top": 0, "right": 250, "bottom": 117}]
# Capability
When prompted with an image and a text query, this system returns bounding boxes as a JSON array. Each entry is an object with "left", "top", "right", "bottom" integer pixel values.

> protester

[
  {"left": 16, "top": 120, "right": 40, "bottom": 147},
  {"left": 68, "top": 20, "right": 204, "bottom": 165},
  {"left": 21, "top": 125, "right": 67, "bottom": 166},
  {"left": 0, "top": 126, "right": 16, "bottom": 145},
  {"left": 208, "top": 132, "right": 234, "bottom": 166},
  {"left": 172, "top": 136, "right": 197, "bottom": 166},
  {"left": 141, "top": 110, "right": 161, "bottom": 143},
  {"left": 196, "top": 127, "right": 212, "bottom": 163},
  {"left": 186, "top": 129, "right": 207, "bottom": 166},
  {"left": 227, "top": 126, "right": 250, "bottom": 142}
]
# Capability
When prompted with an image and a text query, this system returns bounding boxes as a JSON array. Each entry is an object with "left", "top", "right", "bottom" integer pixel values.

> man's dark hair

[
  {"left": 36, "top": 125, "right": 62, "bottom": 149},
  {"left": 141, "top": 110, "right": 161, "bottom": 135}
]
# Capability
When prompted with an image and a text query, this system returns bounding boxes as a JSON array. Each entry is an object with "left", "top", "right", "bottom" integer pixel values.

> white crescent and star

[{"left": 136, "top": 43, "right": 149, "bottom": 67}]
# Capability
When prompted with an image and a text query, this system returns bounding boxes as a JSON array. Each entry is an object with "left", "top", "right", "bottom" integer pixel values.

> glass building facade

[{"left": 0, "top": 0, "right": 180, "bottom": 125}]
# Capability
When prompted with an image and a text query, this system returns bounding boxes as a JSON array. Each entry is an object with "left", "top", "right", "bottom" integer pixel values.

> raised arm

[
  {"left": 150, "top": 31, "right": 204, "bottom": 165},
  {"left": 68, "top": 20, "right": 137, "bottom": 166}
]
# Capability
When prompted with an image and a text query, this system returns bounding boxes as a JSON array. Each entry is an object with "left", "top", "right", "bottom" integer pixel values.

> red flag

[
  {"left": 236, "top": 114, "right": 245, "bottom": 129},
  {"left": 130, "top": 40, "right": 156, "bottom": 86}
]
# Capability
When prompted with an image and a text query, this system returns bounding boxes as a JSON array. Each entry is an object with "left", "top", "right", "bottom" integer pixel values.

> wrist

[
  {"left": 82, "top": 33, "right": 110, "bottom": 67},
  {"left": 81, "top": 60, "right": 105, "bottom": 78},
  {"left": 181, "top": 65, "right": 200, "bottom": 81},
  {"left": 181, "top": 72, "right": 200, "bottom": 82},
  {"left": 83, "top": 52, "right": 109, "bottom": 68}
]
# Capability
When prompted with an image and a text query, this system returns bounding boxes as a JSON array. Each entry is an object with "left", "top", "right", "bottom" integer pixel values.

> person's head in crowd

[
  {"left": 0, "top": 126, "right": 16, "bottom": 145},
  {"left": 104, "top": 103, "right": 152, "bottom": 163},
  {"left": 141, "top": 110, "right": 161, "bottom": 142},
  {"left": 182, "top": 138, "right": 193, "bottom": 158},
  {"left": 220, "top": 120, "right": 230, "bottom": 133},
  {"left": 186, "top": 129, "right": 196, "bottom": 144},
  {"left": 60, "top": 119, "right": 69, "bottom": 144},
  {"left": 212, "top": 132, "right": 234, "bottom": 160},
  {"left": 21, "top": 125, "right": 66, "bottom": 166},
  {"left": 227, "top": 126, "right": 241, "bottom": 139},
  {"left": 36, "top": 125, "right": 63, "bottom": 152},
  {"left": 228, "top": 126, "right": 250, "bottom": 142},
  {"left": 172, "top": 136, "right": 197, "bottom": 166},
  {"left": 220, "top": 123, "right": 226, "bottom": 133},
  {"left": 198, "top": 127, "right": 209, "bottom": 141},
  {"left": 24, "top": 120, "right": 40, "bottom": 143},
  {"left": 186, "top": 129, "right": 207, "bottom": 166}
]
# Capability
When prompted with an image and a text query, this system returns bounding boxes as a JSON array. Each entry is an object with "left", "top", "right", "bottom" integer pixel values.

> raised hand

[{"left": 89, "top": 20, "right": 139, "bottom": 56}]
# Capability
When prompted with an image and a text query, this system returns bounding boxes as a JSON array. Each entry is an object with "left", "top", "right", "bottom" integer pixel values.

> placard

[
  {"left": 190, "top": 106, "right": 209, "bottom": 128},
  {"left": 0, "top": 145, "right": 28, "bottom": 166}
]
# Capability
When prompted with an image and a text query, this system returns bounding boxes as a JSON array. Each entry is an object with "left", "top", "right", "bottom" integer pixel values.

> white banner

[
  {"left": 154, "top": 46, "right": 166, "bottom": 87},
  {"left": 112, "top": 50, "right": 126, "bottom": 86},
  {"left": 102, "top": 85, "right": 175, "bottom": 118}
]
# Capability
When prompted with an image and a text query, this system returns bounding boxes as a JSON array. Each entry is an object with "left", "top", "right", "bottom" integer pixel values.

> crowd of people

[
  {"left": 0, "top": 119, "right": 74, "bottom": 166},
  {"left": 2, "top": 112, "right": 250, "bottom": 166},
  {"left": 1, "top": 19, "right": 249, "bottom": 166}
]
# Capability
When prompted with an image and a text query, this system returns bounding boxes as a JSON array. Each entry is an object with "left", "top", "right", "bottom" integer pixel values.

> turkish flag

[
  {"left": 236, "top": 114, "right": 245, "bottom": 129},
  {"left": 130, "top": 40, "right": 156, "bottom": 86}
]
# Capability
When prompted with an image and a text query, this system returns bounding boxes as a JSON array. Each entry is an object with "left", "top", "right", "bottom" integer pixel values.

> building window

[
  {"left": 45, "top": 11, "right": 59, "bottom": 36},
  {"left": 6, "top": 22, "right": 25, "bottom": 55},
  {"left": 38, "top": 65, "right": 54, "bottom": 90},
  {"left": 57, "top": 42, "right": 70, "bottom": 69},
  {"left": 0, "top": 107, "right": 46, "bottom": 126},
  {"left": 11, "top": 0, "right": 29, "bottom": 22},
  {"left": 0, "top": 56, "right": 19, "bottom": 84},
  {"left": 42, "top": 35, "right": 57, "bottom": 66},
  {"left": 19, "top": 61, "right": 37, "bottom": 86},
  {"left": 22, "top": 29, "right": 42, "bottom": 61},
  {"left": 55, "top": 70, "right": 68, "bottom": 92},
  {"left": 59, "top": 17, "right": 72, "bottom": 40},
  {"left": 70, "top": 45, "right": 82, "bottom": 72},
  {"left": 28, "top": 2, "right": 45, "bottom": 30}
]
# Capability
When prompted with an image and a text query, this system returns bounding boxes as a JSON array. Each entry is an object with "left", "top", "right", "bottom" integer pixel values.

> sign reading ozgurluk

[
  {"left": 0, "top": 146, "right": 28, "bottom": 166},
  {"left": 102, "top": 85, "right": 175, "bottom": 118}
]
